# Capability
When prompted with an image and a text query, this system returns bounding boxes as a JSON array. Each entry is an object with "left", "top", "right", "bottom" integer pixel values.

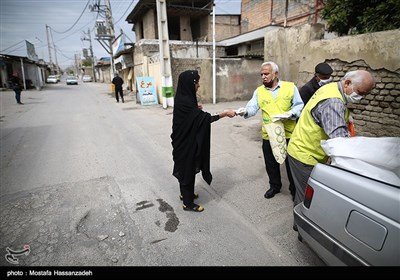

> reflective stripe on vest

[
  {"left": 257, "top": 81, "right": 297, "bottom": 140},
  {"left": 287, "top": 82, "right": 349, "bottom": 165}
]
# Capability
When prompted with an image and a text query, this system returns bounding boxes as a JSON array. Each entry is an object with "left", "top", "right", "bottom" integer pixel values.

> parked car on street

[
  {"left": 294, "top": 138, "right": 400, "bottom": 266},
  {"left": 82, "top": 75, "right": 92, "bottom": 82},
  {"left": 46, "top": 75, "right": 58, "bottom": 84},
  {"left": 66, "top": 76, "right": 78, "bottom": 85}
]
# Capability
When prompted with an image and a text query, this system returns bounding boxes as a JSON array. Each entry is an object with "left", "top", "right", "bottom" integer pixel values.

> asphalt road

[{"left": 0, "top": 80, "right": 324, "bottom": 267}]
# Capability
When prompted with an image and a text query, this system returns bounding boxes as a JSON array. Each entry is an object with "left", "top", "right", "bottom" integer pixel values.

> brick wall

[
  {"left": 241, "top": 0, "right": 271, "bottom": 32},
  {"left": 241, "top": 0, "right": 323, "bottom": 33},
  {"left": 324, "top": 60, "right": 400, "bottom": 137}
]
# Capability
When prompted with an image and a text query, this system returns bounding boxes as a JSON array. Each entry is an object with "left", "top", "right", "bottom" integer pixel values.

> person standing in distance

[
  {"left": 288, "top": 70, "right": 375, "bottom": 230},
  {"left": 300, "top": 62, "right": 333, "bottom": 105},
  {"left": 112, "top": 73, "right": 124, "bottom": 103},
  {"left": 10, "top": 73, "right": 23, "bottom": 105},
  {"left": 237, "top": 61, "right": 304, "bottom": 201},
  {"left": 171, "top": 70, "right": 236, "bottom": 212}
]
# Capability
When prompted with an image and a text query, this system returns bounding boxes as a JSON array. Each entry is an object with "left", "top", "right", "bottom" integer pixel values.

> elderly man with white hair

[
  {"left": 238, "top": 61, "right": 304, "bottom": 201},
  {"left": 287, "top": 69, "right": 375, "bottom": 231}
]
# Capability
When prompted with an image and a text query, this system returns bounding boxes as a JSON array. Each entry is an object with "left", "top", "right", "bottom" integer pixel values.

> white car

[
  {"left": 46, "top": 75, "right": 58, "bottom": 84},
  {"left": 66, "top": 76, "right": 78, "bottom": 85},
  {"left": 82, "top": 75, "right": 92, "bottom": 82}
]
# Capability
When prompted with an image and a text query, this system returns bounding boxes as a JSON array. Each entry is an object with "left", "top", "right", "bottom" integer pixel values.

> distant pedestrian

[
  {"left": 112, "top": 73, "right": 124, "bottom": 103},
  {"left": 10, "top": 73, "right": 23, "bottom": 105},
  {"left": 300, "top": 62, "right": 333, "bottom": 105}
]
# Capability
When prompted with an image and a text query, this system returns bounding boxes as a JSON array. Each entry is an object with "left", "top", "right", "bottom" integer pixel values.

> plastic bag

[
  {"left": 264, "top": 121, "right": 287, "bottom": 164},
  {"left": 321, "top": 137, "right": 400, "bottom": 186},
  {"left": 271, "top": 111, "right": 292, "bottom": 122}
]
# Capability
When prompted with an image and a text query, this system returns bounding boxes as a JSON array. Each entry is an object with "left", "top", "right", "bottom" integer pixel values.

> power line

[
  {"left": 49, "top": 0, "right": 91, "bottom": 34},
  {"left": 114, "top": 0, "right": 137, "bottom": 24},
  {"left": 0, "top": 40, "right": 25, "bottom": 52},
  {"left": 54, "top": 46, "right": 74, "bottom": 60}
]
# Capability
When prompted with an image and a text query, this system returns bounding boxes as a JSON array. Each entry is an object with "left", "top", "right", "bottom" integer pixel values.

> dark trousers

[
  {"left": 14, "top": 90, "right": 21, "bottom": 103},
  {"left": 115, "top": 87, "right": 124, "bottom": 102},
  {"left": 262, "top": 139, "right": 295, "bottom": 197},
  {"left": 179, "top": 175, "right": 195, "bottom": 207},
  {"left": 288, "top": 155, "right": 314, "bottom": 206}
]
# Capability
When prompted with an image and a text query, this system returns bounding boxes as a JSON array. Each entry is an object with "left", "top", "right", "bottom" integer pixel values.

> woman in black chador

[{"left": 171, "top": 70, "right": 236, "bottom": 212}]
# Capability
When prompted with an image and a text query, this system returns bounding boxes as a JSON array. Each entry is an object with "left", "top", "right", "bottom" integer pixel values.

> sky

[{"left": 0, "top": 0, "right": 241, "bottom": 69}]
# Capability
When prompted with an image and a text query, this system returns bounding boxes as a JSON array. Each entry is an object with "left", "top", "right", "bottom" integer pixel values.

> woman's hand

[
  {"left": 198, "top": 103, "right": 203, "bottom": 110},
  {"left": 223, "top": 110, "right": 237, "bottom": 118}
]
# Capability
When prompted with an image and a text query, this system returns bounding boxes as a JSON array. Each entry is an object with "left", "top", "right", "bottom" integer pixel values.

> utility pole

[
  {"left": 105, "top": 0, "right": 115, "bottom": 77},
  {"left": 156, "top": 0, "right": 174, "bottom": 108},
  {"left": 53, "top": 41, "right": 59, "bottom": 75},
  {"left": 212, "top": 3, "right": 216, "bottom": 104},
  {"left": 45, "top": 24, "right": 53, "bottom": 73},
  {"left": 90, "top": 0, "right": 116, "bottom": 78},
  {"left": 82, "top": 28, "right": 97, "bottom": 82},
  {"left": 74, "top": 54, "right": 80, "bottom": 76}
]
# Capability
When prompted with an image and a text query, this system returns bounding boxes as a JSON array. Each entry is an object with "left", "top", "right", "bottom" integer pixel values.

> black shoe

[
  {"left": 17, "top": 102, "right": 23, "bottom": 105},
  {"left": 183, "top": 203, "right": 204, "bottom": 212},
  {"left": 264, "top": 188, "right": 280, "bottom": 199},
  {"left": 293, "top": 224, "right": 298, "bottom": 232}
]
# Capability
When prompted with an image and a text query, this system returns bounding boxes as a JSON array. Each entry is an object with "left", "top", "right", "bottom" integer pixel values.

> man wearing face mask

[
  {"left": 237, "top": 61, "right": 304, "bottom": 201},
  {"left": 300, "top": 62, "right": 333, "bottom": 105},
  {"left": 287, "top": 70, "right": 375, "bottom": 231}
]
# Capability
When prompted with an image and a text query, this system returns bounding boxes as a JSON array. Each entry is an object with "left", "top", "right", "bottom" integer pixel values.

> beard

[{"left": 263, "top": 80, "right": 274, "bottom": 88}]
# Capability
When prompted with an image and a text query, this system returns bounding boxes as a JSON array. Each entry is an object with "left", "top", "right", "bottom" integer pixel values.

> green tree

[
  {"left": 322, "top": 0, "right": 400, "bottom": 36},
  {"left": 82, "top": 58, "right": 92, "bottom": 67}
]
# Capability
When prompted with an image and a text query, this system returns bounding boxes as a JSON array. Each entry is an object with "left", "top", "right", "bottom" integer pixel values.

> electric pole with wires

[
  {"left": 90, "top": 0, "right": 116, "bottom": 78},
  {"left": 81, "top": 28, "right": 97, "bottom": 82}
]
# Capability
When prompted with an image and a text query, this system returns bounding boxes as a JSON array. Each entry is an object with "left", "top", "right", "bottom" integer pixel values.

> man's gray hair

[
  {"left": 342, "top": 70, "right": 373, "bottom": 86},
  {"left": 261, "top": 61, "right": 279, "bottom": 73}
]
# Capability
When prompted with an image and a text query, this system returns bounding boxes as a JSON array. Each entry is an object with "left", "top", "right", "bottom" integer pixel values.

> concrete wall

[
  {"left": 265, "top": 24, "right": 400, "bottom": 137},
  {"left": 143, "top": 9, "right": 157, "bottom": 39},
  {"left": 170, "top": 41, "right": 214, "bottom": 59},
  {"left": 180, "top": 16, "right": 192, "bottom": 41},
  {"left": 215, "top": 15, "right": 241, "bottom": 42},
  {"left": 171, "top": 58, "right": 261, "bottom": 104}
]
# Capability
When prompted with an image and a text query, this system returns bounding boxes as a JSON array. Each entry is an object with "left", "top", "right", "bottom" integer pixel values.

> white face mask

[
  {"left": 318, "top": 77, "right": 332, "bottom": 87},
  {"left": 345, "top": 85, "right": 363, "bottom": 103}
]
